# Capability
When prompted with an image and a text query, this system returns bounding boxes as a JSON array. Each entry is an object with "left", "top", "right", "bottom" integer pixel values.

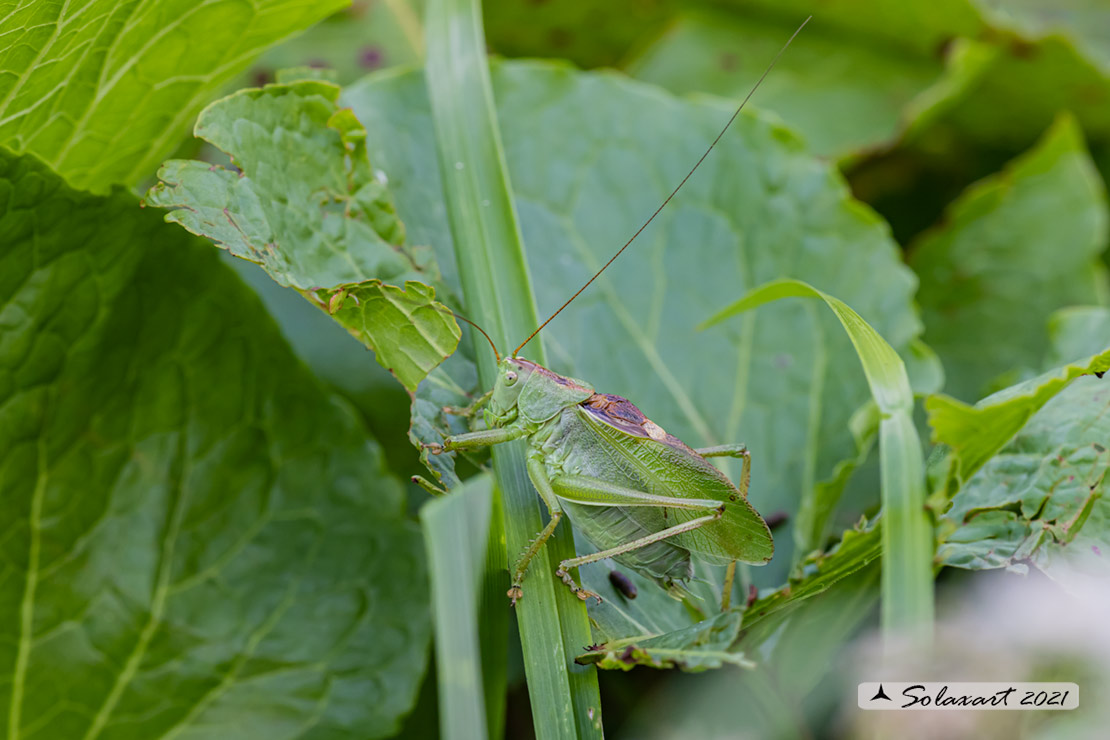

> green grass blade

[
  {"left": 424, "top": 0, "right": 603, "bottom": 737},
  {"left": 702, "top": 278, "right": 934, "bottom": 644},
  {"left": 420, "top": 476, "right": 494, "bottom": 740}
]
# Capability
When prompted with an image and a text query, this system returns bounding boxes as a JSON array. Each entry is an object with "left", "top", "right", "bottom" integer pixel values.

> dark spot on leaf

[
  {"left": 359, "top": 46, "right": 384, "bottom": 69},
  {"left": 764, "top": 510, "right": 789, "bottom": 531},
  {"left": 745, "top": 583, "right": 758, "bottom": 608},
  {"left": 548, "top": 27, "right": 572, "bottom": 48},
  {"left": 618, "top": 646, "right": 636, "bottom": 664},
  {"left": 1095, "top": 371, "right": 1105, "bottom": 378},
  {"left": 934, "top": 36, "right": 956, "bottom": 60},
  {"left": 252, "top": 68, "right": 273, "bottom": 87},
  {"left": 1008, "top": 38, "right": 1038, "bottom": 59},
  {"left": 719, "top": 52, "right": 738, "bottom": 72},
  {"left": 584, "top": 643, "right": 605, "bottom": 652},
  {"left": 609, "top": 570, "right": 637, "bottom": 599}
]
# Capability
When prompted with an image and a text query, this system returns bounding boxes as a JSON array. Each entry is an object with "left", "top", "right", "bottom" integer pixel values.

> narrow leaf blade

[
  {"left": 424, "top": 0, "right": 602, "bottom": 736},
  {"left": 421, "top": 476, "right": 495, "bottom": 740},
  {"left": 704, "top": 278, "right": 933, "bottom": 643}
]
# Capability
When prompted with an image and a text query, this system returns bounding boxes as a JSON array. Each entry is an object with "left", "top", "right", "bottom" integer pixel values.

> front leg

[{"left": 423, "top": 424, "right": 524, "bottom": 455}]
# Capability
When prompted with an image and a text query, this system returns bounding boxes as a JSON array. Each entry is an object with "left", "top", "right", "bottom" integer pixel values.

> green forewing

[{"left": 575, "top": 404, "right": 773, "bottom": 564}]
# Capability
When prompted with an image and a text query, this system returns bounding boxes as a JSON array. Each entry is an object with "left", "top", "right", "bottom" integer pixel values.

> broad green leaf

[
  {"left": 703, "top": 279, "right": 931, "bottom": 639},
  {"left": 486, "top": 0, "right": 983, "bottom": 74},
  {"left": 927, "top": 348, "right": 1110, "bottom": 487},
  {"left": 574, "top": 611, "right": 750, "bottom": 672},
  {"left": 936, "top": 307, "right": 1110, "bottom": 586},
  {"left": 0, "top": 0, "right": 345, "bottom": 190},
  {"left": 1046, "top": 306, "right": 1110, "bottom": 366},
  {"left": 346, "top": 61, "right": 923, "bottom": 584},
  {"left": 0, "top": 149, "right": 428, "bottom": 738},
  {"left": 936, "top": 377, "right": 1109, "bottom": 585},
  {"left": 906, "top": 34, "right": 1110, "bottom": 153},
  {"left": 741, "top": 519, "right": 882, "bottom": 639},
  {"left": 975, "top": 0, "right": 1110, "bottom": 77},
  {"left": 220, "top": 258, "right": 424, "bottom": 486},
  {"left": 719, "top": 0, "right": 984, "bottom": 57},
  {"left": 420, "top": 475, "right": 493, "bottom": 740},
  {"left": 910, "top": 114, "right": 1109, "bottom": 402},
  {"left": 483, "top": 0, "right": 672, "bottom": 69},
  {"left": 621, "top": 565, "right": 879, "bottom": 740},
  {"left": 231, "top": 3, "right": 424, "bottom": 88},
  {"left": 145, "top": 80, "right": 460, "bottom": 392},
  {"left": 627, "top": 10, "right": 945, "bottom": 159},
  {"left": 147, "top": 81, "right": 411, "bottom": 287},
  {"left": 324, "top": 280, "right": 460, "bottom": 393}
]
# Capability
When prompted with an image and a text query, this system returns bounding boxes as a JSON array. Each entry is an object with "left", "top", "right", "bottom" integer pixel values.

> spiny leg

[
  {"left": 549, "top": 474, "right": 726, "bottom": 603},
  {"left": 507, "top": 456, "right": 565, "bottom": 605},
  {"left": 423, "top": 424, "right": 523, "bottom": 455}
]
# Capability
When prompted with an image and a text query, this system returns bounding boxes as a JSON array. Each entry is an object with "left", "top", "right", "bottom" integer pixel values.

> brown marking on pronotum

[{"left": 520, "top": 359, "right": 592, "bottom": 392}]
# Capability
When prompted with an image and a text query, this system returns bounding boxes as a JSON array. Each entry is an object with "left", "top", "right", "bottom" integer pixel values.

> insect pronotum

[{"left": 422, "top": 17, "right": 811, "bottom": 606}]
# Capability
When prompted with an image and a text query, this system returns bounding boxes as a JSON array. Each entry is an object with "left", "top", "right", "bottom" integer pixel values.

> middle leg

[{"left": 507, "top": 456, "right": 566, "bottom": 605}]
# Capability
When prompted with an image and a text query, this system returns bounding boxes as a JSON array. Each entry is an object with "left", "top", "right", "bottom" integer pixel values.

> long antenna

[
  {"left": 513, "top": 15, "right": 811, "bottom": 358},
  {"left": 446, "top": 308, "right": 502, "bottom": 363}
]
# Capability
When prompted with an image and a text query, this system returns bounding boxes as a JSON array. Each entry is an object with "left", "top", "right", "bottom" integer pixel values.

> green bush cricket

[{"left": 421, "top": 19, "right": 811, "bottom": 605}]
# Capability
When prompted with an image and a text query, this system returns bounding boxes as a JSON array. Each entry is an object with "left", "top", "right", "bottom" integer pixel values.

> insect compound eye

[{"left": 504, "top": 370, "right": 518, "bottom": 386}]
